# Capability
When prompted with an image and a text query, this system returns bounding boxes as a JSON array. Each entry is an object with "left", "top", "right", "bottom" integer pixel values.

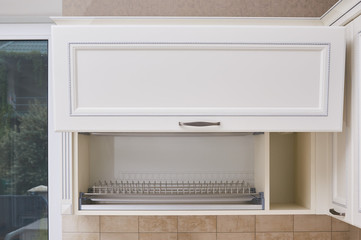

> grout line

[
  {"left": 177, "top": 216, "right": 179, "bottom": 232},
  {"left": 216, "top": 215, "right": 218, "bottom": 235},
  {"left": 255, "top": 215, "right": 257, "bottom": 239},
  {"left": 98, "top": 216, "right": 100, "bottom": 240},
  {"left": 215, "top": 215, "right": 217, "bottom": 240},
  {"left": 293, "top": 215, "right": 294, "bottom": 240},
  {"left": 331, "top": 216, "right": 333, "bottom": 232},
  {"left": 176, "top": 216, "right": 178, "bottom": 240},
  {"left": 176, "top": 216, "right": 179, "bottom": 240},
  {"left": 255, "top": 215, "right": 257, "bottom": 233}
]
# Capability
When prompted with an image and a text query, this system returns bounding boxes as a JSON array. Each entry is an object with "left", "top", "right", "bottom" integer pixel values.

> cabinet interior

[
  {"left": 270, "top": 133, "right": 313, "bottom": 211},
  {"left": 75, "top": 132, "right": 313, "bottom": 213},
  {"left": 77, "top": 133, "right": 266, "bottom": 189}
]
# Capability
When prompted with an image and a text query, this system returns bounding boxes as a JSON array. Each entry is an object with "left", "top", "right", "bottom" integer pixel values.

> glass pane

[{"left": 0, "top": 40, "right": 48, "bottom": 240}]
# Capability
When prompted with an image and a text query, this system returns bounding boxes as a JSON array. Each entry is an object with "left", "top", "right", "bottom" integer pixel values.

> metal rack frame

[{"left": 79, "top": 179, "right": 264, "bottom": 210}]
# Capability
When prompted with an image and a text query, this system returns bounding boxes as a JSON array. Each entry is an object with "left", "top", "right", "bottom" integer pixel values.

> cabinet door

[
  {"left": 354, "top": 132, "right": 361, "bottom": 227},
  {"left": 328, "top": 19, "right": 354, "bottom": 224},
  {"left": 52, "top": 24, "right": 345, "bottom": 132},
  {"left": 354, "top": 126, "right": 361, "bottom": 227},
  {"left": 353, "top": 18, "right": 361, "bottom": 228},
  {"left": 329, "top": 15, "right": 360, "bottom": 225},
  {"left": 329, "top": 132, "right": 351, "bottom": 223}
]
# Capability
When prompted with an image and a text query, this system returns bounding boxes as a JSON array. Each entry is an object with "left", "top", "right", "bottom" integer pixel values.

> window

[
  {"left": 0, "top": 24, "right": 59, "bottom": 240},
  {"left": 0, "top": 39, "right": 48, "bottom": 240}
]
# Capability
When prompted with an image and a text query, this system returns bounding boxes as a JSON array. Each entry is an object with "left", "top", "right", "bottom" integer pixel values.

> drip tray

[
  {"left": 79, "top": 192, "right": 264, "bottom": 211},
  {"left": 80, "top": 204, "right": 264, "bottom": 211}
]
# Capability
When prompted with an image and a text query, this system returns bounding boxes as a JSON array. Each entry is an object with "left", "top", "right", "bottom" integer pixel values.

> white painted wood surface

[
  {"left": 321, "top": 0, "right": 361, "bottom": 26},
  {"left": 269, "top": 133, "right": 315, "bottom": 213},
  {"left": 330, "top": 132, "right": 351, "bottom": 221},
  {"left": 52, "top": 24, "right": 345, "bottom": 132},
  {"left": 327, "top": 16, "right": 353, "bottom": 224},
  {"left": 353, "top": 15, "right": 361, "bottom": 228},
  {"left": 328, "top": 12, "right": 360, "bottom": 225}
]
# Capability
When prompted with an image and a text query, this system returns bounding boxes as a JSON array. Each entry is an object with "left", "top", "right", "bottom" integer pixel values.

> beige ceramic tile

[
  {"left": 332, "top": 232, "right": 350, "bottom": 240},
  {"left": 217, "top": 215, "right": 255, "bottom": 233},
  {"left": 217, "top": 233, "right": 255, "bottom": 240},
  {"left": 139, "top": 216, "right": 177, "bottom": 232},
  {"left": 178, "top": 216, "right": 216, "bottom": 232},
  {"left": 332, "top": 218, "right": 349, "bottom": 231},
  {"left": 294, "top": 232, "right": 331, "bottom": 240},
  {"left": 100, "top": 216, "right": 138, "bottom": 232},
  {"left": 256, "top": 232, "right": 293, "bottom": 240},
  {"left": 256, "top": 215, "right": 293, "bottom": 232},
  {"left": 139, "top": 233, "right": 177, "bottom": 240},
  {"left": 101, "top": 233, "right": 138, "bottom": 240},
  {"left": 294, "top": 215, "right": 331, "bottom": 232},
  {"left": 349, "top": 225, "right": 360, "bottom": 240},
  {"left": 178, "top": 233, "right": 216, "bottom": 240},
  {"left": 63, "top": 233, "right": 99, "bottom": 240},
  {"left": 62, "top": 215, "right": 99, "bottom": 233}
]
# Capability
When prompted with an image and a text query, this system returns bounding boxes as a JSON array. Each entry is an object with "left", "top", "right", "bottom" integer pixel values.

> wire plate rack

[
  {"left": 88, "top": 180, "right": 256, "bottom": 196},
  {"left": 79, "top": 177, "right": 264, "bottom": 210}
]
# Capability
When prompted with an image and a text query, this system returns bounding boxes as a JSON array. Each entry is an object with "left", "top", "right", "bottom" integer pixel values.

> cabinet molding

[
  {"left": 62, "top": 132, "right": 73, "bottom": 214},
  {"left": 68, "top": 42, "right": 331, "bottom": 117}
]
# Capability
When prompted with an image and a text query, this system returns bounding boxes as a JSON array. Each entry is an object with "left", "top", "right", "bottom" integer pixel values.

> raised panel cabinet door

[
  {"left": 52, "top": 23, "right": 345, "bottom": 132},
  {"left": 329, "top": 132, "right": 351, "bottom": 223},
  {"left": 329, "top": 15, "right": 359, "bottom": 226},
  {"left": 353, "top": 18, "right": 361, "bottom": 228}
]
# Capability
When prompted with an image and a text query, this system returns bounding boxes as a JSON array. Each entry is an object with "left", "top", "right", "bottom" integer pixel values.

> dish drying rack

[{"left": 79, "top": 179, "right": 264, "bottom": 211}]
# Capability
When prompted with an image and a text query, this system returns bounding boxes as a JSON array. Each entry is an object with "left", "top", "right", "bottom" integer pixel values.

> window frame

[{"left": 0, "top": 23, "right": 61, "bottom": 240}]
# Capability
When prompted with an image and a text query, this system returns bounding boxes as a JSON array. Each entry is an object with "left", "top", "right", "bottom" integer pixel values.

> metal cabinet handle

[
  {"left": 179, "top": 121, "right": 221, "bottom": 127},
  {"left": 329, "top": 208, "right": 345, "bottom": 216}
]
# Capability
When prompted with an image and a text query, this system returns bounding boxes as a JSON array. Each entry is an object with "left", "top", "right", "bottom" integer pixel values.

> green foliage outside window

[{"left": 0, "top": 49, "right": 48, "bottom": 195}]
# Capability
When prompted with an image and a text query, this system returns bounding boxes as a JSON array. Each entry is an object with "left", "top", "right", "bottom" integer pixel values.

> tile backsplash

[{"left": 62, "top": 214, "right": 361, "bottom": 240}]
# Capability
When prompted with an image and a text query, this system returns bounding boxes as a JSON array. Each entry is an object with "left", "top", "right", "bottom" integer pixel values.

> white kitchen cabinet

[
  {"left": 327, "top": 13, "right": 361, "bottom": 226},
  {"left": 354, "top": 126, "right": 361, "bottom": 228},
  {"left": 354, "top": 140, "right": 361, "bottom": 227},
  {"left": 326, "top": 20, "right": 353, "bottom": 223},
  {"left": 324, "top": 17, "right": 353, "bottom": 224},
  {"left": 52, "top": 20, "right": 346, "bottom": 132},
  {"left": 353, "top": 16, "right": 361, "bottom": 228}
]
